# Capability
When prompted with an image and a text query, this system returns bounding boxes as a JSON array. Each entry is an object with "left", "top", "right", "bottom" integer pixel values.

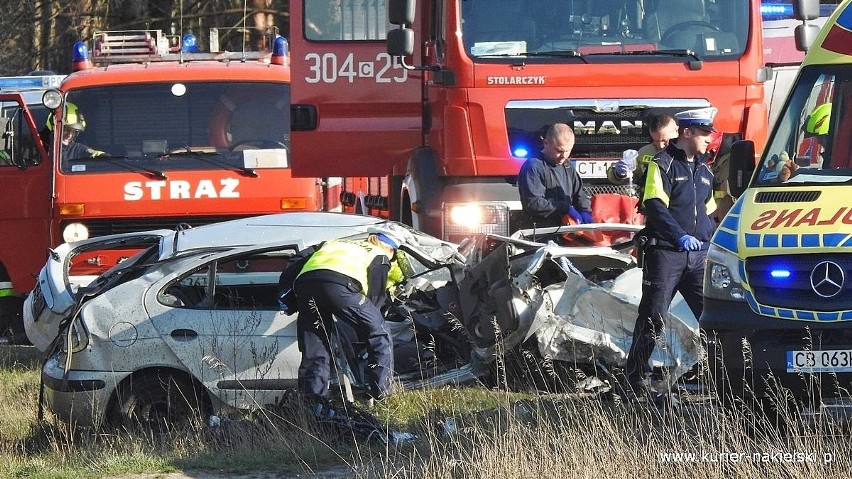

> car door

[
  {"left": 0, "top": 93, "right": 51, "bottom": 294},
  {"left": 146, "top": 246, "right": 300, "bottom": 410}
]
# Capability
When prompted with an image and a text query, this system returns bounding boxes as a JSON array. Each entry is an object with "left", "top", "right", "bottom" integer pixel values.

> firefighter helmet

[
  {"left": 805, "top": 103, "right": 831, "bottom": 136},
  {"left": 46, "top": 102, "right": 86, "bottom": 132}
]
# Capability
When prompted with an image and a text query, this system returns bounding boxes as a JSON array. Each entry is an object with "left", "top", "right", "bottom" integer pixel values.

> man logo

[{"left": 810, "top": 261, "right": 845, "bottom": 298}]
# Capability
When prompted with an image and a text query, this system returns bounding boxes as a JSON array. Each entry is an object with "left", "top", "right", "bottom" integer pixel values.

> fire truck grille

[
  {"left": 65, "top": 216, "right": 251, "bottom": 238},
  {"left": 746, "top": 254, "right": 852, "bottom": 311},
  {"left": 505, "top": 100, "right": 710, "bottom": 161}
]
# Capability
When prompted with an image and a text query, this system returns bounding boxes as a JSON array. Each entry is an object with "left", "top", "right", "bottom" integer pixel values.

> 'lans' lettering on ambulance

[
  {"left": 124, "top": 178, "right": 240, "bottom": 200},
  {"left": 750, "top": 207, "right": 852, "bottom": 230}
]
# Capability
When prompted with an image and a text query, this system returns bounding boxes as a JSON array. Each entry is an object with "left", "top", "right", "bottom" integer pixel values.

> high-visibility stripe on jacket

[
  {"left": 642, "top": 143, "right": 717, "bottom": 247},
  {"left": 0, "top": 281, "right": 13, "bottom": 297},
  {"left": 297, "top": 239, "right": 388, "bottom": 295}
]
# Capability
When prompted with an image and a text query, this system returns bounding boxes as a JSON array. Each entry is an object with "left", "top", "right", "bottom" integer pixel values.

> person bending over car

[{"left": 282, "top": 226, "right": 406, "bottom": 407}]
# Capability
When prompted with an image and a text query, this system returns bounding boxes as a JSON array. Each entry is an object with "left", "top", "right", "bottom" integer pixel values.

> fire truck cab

[
  {"left": 290, "top": 0, "right": 769, "bottom": 242},
  {"left": 0, "top": 29, "right": 322, "bottom": 344}
]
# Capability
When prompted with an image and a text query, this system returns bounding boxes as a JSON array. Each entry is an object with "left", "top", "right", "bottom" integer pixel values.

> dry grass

[{"left": 2, "top": 344, "right": 851, "bottom": 478}]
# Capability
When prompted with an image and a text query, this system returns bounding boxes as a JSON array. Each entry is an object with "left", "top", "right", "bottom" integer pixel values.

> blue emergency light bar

[
  {"left": 761, "top": 3, "right": 794, "bottom": 19},
  {"left": 761, "top": 2, "right": 839, "bottom": 21},
  {"left": 0, "top": 75, "right": 63, "bottom": 91}
]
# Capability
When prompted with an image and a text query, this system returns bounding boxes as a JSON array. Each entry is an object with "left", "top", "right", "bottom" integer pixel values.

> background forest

[{"left": 0, "top": 0, "right": 289, "bottom": 76}]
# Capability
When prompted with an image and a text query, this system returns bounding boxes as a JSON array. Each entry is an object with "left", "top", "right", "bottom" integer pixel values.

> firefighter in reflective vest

[
  {"left": 0, "top": 263, "right": 17, "bottom": 340},
  {"left": 41, "top": 102, "right": 104, "bottom": 160},
  {"left": 293, "top": 226, "right": 406, "bottom": 402},
  {"left": 624, "top": 107, "right": 717, "bottom": 399}
]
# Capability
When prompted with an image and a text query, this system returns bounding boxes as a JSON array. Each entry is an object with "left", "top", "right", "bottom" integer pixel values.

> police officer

[
  {"left": 518, "top": 123, "right": 592, "bottom": 229},
  {"left": 293, "top": 225, "right": 406, "bottom": 405},
  {"left": 624, "top": 107, "right": 717, "bottom": 398}
]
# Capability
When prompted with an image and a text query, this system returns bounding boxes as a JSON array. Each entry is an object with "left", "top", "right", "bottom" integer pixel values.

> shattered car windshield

[
  {"left": 57, "top": 81, "right": 290, "bottom": 174},
  {"left": 461, "top": 0, "right": 747, "bottom": 60}
]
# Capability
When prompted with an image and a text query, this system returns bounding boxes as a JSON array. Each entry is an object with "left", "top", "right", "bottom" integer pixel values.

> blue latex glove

[
  {"left": 580, "top": 211, "right": 593, "bottom": 224},
  {"left": 567, "top": 205, "right": 584, "bottom": 224},
  {"left": 614, "top": 160, "right": 629, "bottom": 178},
  {"left": 678, "top": 234, "right": 702, "bottom": 251}
]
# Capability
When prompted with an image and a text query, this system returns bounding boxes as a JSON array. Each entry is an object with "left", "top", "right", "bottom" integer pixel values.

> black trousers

[
  {"left": 294, "top": 279, "right": 393, "bottom": 399},
  {"left": 625, "top": 247, "right": 706, "bottom": 388}
]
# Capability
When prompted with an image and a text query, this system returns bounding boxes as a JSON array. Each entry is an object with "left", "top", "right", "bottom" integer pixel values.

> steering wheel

[
  {"left": 660, "top": 21, "right": 721, "bottom": 46},
  {"left": 229, "top": 139, "right": 288, "bottom": 151}
]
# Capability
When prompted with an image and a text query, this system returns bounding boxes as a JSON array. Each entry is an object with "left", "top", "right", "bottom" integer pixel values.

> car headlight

[
  {"left": 703, "top": 243, "right": 746, "bottom": 301},
  {"left": 63, "top": 222, "right": 89, "bottom": 242}
]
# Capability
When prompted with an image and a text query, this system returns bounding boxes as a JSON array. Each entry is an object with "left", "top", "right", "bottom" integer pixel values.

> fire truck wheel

[{"left": 228, "top": 139, "right": 288, "bottom": 151}]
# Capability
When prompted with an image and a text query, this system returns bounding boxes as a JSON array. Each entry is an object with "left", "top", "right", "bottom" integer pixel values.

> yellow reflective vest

[{"left": 297, "top": 239, "right": 389, "bottom": 295}]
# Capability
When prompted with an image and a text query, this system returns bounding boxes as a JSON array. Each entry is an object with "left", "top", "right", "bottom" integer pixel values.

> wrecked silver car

[{"left": 24, "top": 212, "right": 699, "bottom": 428}]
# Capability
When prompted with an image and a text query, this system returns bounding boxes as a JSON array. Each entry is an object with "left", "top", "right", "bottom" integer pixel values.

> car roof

[{"left": 160, "top": 212, "right": 386, "bottom": 257}]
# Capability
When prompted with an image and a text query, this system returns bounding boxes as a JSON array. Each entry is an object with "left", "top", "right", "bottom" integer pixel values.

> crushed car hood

[{"left": 459, "top": 227, "right": 700, "bottom": 388}]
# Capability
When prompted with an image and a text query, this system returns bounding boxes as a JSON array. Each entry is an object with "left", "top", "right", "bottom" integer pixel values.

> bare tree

[{"left": 0, "top": 0, "right": 288, "bottom": 76}]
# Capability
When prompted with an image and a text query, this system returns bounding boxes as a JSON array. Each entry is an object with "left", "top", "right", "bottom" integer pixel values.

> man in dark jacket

[
  {"left": 624, "top": 107, "right": 718, "bottom": 399},
  {"left": 517, "top": 123, "right": 592, "bottom": 229}
]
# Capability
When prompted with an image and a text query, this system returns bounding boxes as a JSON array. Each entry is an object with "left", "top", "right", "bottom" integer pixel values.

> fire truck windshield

[
  {"left": 57, "top": 81, "right": 290, "bottom": 174},
  {"left": 460, "top": 0, "right": 748, "bottom": 59}
]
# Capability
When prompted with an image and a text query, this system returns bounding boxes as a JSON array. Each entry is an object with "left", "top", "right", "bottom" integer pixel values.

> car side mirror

[{"left": 729, "top": 140, "right": 756, "bottom": 198}]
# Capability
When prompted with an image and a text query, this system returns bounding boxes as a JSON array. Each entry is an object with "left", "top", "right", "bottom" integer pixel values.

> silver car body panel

[{"left": 24, "top": 213, "right": 393, "bottom": 352}]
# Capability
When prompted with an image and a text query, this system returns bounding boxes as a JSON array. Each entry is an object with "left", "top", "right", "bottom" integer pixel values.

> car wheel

[{"left": 110, "top": 371, "right": 207, "bottom": 433}]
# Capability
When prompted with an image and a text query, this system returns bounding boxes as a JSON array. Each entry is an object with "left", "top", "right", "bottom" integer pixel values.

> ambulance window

[
  {"left": 304, "top": 0, "right": 390, "bottom": 41},
  {"left": 757, "top": 66, "right": 852, "bottom": 185}
]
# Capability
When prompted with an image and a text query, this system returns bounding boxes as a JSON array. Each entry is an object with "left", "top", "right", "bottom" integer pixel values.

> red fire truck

[
  {"left": 0, "top": 29, "right": 324, "bottom": 343},
  {"left": 289, "top": 0, "right": 774, "bottom": 242}
]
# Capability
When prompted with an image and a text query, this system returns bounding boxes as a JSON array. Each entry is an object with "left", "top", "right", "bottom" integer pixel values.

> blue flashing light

[
  {"left": 72, "top": 41, "right": 89, "bottom": 62},
  {"left": 182, "top": 33, "right": 199, "bottom": 53},
  {"left": 273, "top": 36, "right": 288, "bottom": 57},
  {"left": 513, "top": 146, "right": 530, "bottom": 158},
  {"left": 761, "top": 3, "right": 794, "bottom": 19},
  {"left": 770, "top": 269, "right": 791, "bottom": 279},
  {"left": 0, "top": 77, "right": 46, "bottom": 90}
]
